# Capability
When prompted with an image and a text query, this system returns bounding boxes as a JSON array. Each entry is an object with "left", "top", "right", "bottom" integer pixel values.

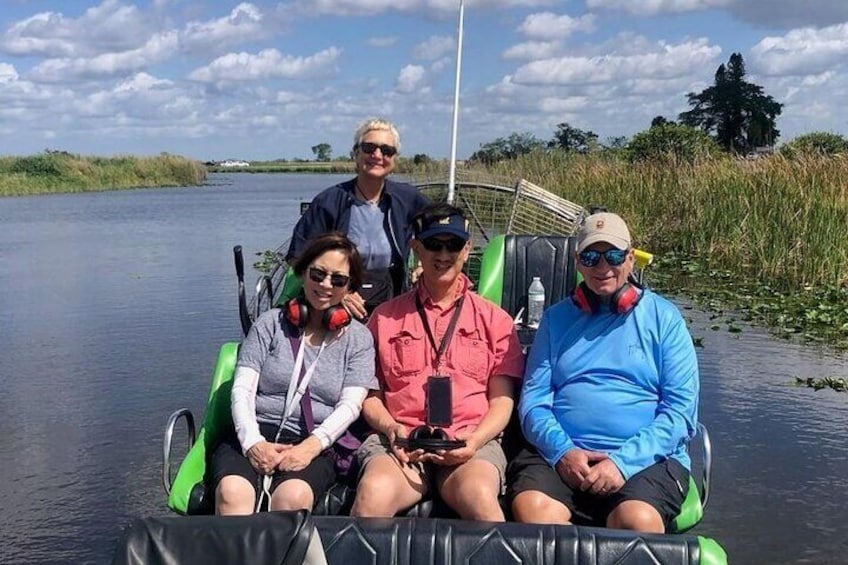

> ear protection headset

[
  {"left": 283, "top": 295, "right": 352, "bottom": 332},
  {"left": 572, "top": 280, "right": 643, "bottom": 314}
]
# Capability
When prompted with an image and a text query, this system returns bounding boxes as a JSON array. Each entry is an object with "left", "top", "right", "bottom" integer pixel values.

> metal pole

[{"left": 446, "top": 0, "right": 464, "bottom": 205}]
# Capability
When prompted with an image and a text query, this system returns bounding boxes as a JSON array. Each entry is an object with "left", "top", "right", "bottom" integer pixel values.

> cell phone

[{"left": 426, "top": 375, "right": 453, "bottom": 427}]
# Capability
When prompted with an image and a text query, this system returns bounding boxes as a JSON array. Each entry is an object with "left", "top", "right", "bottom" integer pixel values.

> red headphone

[
  {"left": 283, "top": 295, "right": 352, "bottom": 332},
  {"left": 572, "top": 281, "right": 643, "bottom": 314}
]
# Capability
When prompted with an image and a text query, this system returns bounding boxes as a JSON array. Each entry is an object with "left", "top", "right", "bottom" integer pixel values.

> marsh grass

[{"left": 0, "top": 152, "right": 207, "bottom": 197}]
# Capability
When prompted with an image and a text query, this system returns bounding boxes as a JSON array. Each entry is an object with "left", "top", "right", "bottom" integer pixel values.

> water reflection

[{"left": 0, "top": 174, "right": 846, "bottom": 564}]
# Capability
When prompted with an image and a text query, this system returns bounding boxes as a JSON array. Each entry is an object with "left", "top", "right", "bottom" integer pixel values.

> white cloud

[
  {"left": 750, "top": 22, "right": 848, "bottom": 77},
  {"left": 188, "top": 47, "right": 342, "bottom": 82},
  {"left": 413, "top": 35, "right": 455, "bottom": 60},
  {"left": 503, "top": 40, "right": 562, "bottom": 60},
  {"left": 29, "top": 31, "right": 178, "bottom": 82},
  {"left": 586, "top": 0, "right": 732, "bottom": 16},
  {"left": 180, "top": 3, "right": 266, "bottom": 54},
  {"left": 396, "top": 64, "right": 426, "bottom": 93},
  {"left": 518, "top": 12, "right": 596, "bottom": 40},
  {"left": 0, "top": 63, "right": 20, "bottom": 83},
  {"left": 0, "top": 0, "right": 156, "bottom": 58},
  {"left": 282, "top": 0, "right": 557, "bottom": 18},
  {"left": 512, "top": 38, "right": 721, "bottom": 85},
  {"left": 367, "top": 36, "right": 399, "bottom": 48}
]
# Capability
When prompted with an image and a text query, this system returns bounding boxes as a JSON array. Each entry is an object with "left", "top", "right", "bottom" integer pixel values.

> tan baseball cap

[{"left": 577, "top": 212, "right": 631, "bottom": 253}]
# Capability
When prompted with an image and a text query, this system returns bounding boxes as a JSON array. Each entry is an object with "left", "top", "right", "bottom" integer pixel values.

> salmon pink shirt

[{"left": 368, "top": 274, "right": 525, "bottom": 437}]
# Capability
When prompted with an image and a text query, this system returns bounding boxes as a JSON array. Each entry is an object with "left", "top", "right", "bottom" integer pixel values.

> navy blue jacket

[{"left": 286, "top": 178, "right": 431, "bottom": 295}]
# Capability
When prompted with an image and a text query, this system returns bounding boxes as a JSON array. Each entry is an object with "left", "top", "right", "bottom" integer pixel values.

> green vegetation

[
  {"left": 1, "top": 151, "right": 206, "bottom": 197},
  {"left": 206, "top": 161, "right": 356, "bottom": 174}
]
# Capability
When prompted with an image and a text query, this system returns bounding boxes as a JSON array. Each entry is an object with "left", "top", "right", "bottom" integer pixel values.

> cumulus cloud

[
  {"left": 396, "top": 64, "right": 426, "bottom": 93},
  {"left": 750, "top": 22, "right": 848, "bottom": 77},
  {"left": 413, "top": 35, "right": 455, "bottom": 60},
  {"left": 503, "top": 40, "right": 562, "bottom": 60},
  {"left": 726, "top": 1, "right": 848, "bottom": 29},
  {"left": 188, "top": 47, "right": 342, "bottom": 82},
  {"left": 586, "top": 0, "right": 731, "bottom": 16},
  {"left": 180, "top": 3, "right": 266, "bottom": 54},
  {"left": 0, "top": 0, "right": 156, "bottom": 57},
  {"left": 512, "top": 38, "right": 721, "bottom": 85},
  {"left": 29, "top": 31, "right": 178, "bottom": 82},
  {"left": 0, "top": 63, "right": 20, "bottom": 82},
  {"left": 518, "top": 13, "right": 596, "bottom": 40}
]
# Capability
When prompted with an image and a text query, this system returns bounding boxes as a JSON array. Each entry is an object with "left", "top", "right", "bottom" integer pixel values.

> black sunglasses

[
  {"left": 308, "top": 267, "right": 350, "bottom": 288},
  {"left": 420, "top": 237, "right": 466, "bottom": 253},
  {"left": 578, "top": 248, "right": 629, "bottom": 268},
  {"left": 357, "top": 141, "right": 397, "bottom": 157}
]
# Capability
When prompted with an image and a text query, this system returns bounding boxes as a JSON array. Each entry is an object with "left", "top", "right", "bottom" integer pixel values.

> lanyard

[
  {"left": 414, "top": 294, "right": 465, "bottom": 371},
  {"left": 277, "top": 333, "right": 327, "bottom": 441}
]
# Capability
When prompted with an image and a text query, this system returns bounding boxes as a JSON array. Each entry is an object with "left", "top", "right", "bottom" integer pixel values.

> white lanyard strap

[{"left": 281, "top": 335, "right": 327, "bottom": 431}]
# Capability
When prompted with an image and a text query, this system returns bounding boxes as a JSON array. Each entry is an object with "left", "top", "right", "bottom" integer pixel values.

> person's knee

[
  {"left": 215, "top": 476, "right": 255, "bottom": 514},
  {"left": 511, "top": 490, "right": 571, "bottom": 524},
  {"left": 607, "top": 500, "right": 665, "bottom": 533},
  {"left": 270, "top": 479, "right": 314, "bottom": 511},
  {"left": 352, "top": 468, "right": 395, "bottom": 516}
]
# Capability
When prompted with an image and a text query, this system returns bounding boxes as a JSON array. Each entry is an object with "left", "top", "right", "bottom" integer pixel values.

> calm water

[{"left": 1, "top": 173, "right": 846, "bottom": 564}]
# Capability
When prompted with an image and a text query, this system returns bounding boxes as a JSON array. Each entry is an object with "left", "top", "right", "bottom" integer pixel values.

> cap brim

[
  {"left": 417, "top": 226, "right": 470, "bottom": 240},
  {"left": 577, "top": 234, "right": 630, "bottom": 253}
]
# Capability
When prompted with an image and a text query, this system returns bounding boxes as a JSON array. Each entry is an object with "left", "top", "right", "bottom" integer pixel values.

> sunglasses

[
  {"left": 307, "top": 267, "right": 350, "bottom": 288},
  {"left": 578, "top": 248, "right": 629, "bottom": 267},
  {"left": 420, "top": 237, "right": 466, "bottom": 253},
  {"left": 357, "top": 141, "right": 397, "bottom": 157}
]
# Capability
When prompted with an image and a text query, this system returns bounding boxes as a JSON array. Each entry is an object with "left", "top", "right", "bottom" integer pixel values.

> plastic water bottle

[{"left": 526, "top": 277, "right": 545, "bottom": 328}]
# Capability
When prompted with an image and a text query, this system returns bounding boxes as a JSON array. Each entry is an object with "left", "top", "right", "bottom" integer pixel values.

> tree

[
  {"left": 548, "top": 122, "right": 598, "bottom": 153},
  {"left": 780, "top": 132, "right": 848, "bottom": 157},
  {"left": 413, "top": 153, "right": 432, "bottom": 165},
  {"left": 469, "top": 132, "right": 546, "bottom": 164},
  {"left": 679, "top": 53, "right": 783, "bottom": 153},
  {"left": 626, "top": 123, "right": 721, "bottom": 163},
  {"left": 650, "top": 116, "right": 675, "bottom": 128},
  {"left": 311, "top": 143, "right": 332, "bottom": 161}
]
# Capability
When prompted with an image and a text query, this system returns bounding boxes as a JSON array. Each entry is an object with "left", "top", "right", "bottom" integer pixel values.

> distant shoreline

[{"left": 0, "top": 152, "right": 207, "bottom": 197}]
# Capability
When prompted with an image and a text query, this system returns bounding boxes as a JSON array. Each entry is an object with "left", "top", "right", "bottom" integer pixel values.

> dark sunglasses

[
  {"left": 357, "top": 141, "right": 397, "bottom": 157},
  {"left": 307, "top": 267, "right": 350, "bottom": 288},
  {"left": 578, "top": 248, "right": 629, "bottom": 267},
  {"left": 420, "top": 237, "right": 466, "bottom": 253}
]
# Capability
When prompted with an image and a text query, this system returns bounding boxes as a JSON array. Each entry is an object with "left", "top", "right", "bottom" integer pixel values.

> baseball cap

[{"left": 576, "top": 212, "right": 631, "bottom": 253}]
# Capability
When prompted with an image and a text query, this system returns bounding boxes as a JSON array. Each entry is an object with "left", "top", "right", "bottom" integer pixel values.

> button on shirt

[{"left": 368, "top": 274, "right": 525, "bottom": 437}]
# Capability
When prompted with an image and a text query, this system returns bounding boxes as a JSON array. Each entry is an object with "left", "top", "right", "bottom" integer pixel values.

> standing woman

[
  {"left": 286, "top": 118, "right": 430, "bottom": 319},
  {"left": 211, "top": 233, "right": 377, "bottom": 515}
]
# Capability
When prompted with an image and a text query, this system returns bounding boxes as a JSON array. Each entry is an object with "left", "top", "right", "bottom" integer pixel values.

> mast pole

[{"left": 446, "top": 0, "right": 464, "bottom": 205}]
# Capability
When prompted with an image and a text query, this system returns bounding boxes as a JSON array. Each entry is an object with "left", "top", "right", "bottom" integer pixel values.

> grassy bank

[
  {"left": 0, "top": 152, "right": 207, "bottom": 197},
  {"left": 466, "top": 152, "right": 848, "bottom": 352}
]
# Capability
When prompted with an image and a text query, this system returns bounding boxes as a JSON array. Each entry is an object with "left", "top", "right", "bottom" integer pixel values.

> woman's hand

[
  {"left": 276, "top": 436, "right": 322, "bottom": 472},
  {"left": 247, "top": 441, "right": 285, "bottom": 475},
  {"left": 341, "top": 291, "right": 368, "bottom": 320}
]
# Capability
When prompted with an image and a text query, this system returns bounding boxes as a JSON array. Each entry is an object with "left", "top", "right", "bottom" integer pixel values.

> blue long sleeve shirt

[{"left": 518, "top": 289, "right": 699, "bottom": 480}]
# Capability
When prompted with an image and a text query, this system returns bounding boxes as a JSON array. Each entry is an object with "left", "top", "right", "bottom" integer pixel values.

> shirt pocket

[
  {"left": 389, "top": 330, "right": 427, "bottom": 379},
  {"left": 453, "top": 331, "right": 492, "bottom": 382}
]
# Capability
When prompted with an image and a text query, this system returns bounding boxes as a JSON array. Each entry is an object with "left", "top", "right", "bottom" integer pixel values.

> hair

[
  {"left": 412, "top": 202, "right": 467, "bottom": 237},
  {"left": 291, "top": 232, "right": 364, "bottom": 291},
  {"left": 352, "top": 118, "right": 401, "bottom": 153}
]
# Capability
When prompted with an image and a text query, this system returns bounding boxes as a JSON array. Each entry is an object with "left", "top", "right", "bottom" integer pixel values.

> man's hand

[
  {"left": 425, "top": 429, "right": 479, "bottom": 467},
  {"left": 580, "top": 458, "right": 626, "bottom": 495},
  {"left": 387, "top": 424, "right": 424, "bottom": 464},
  {"left": 341, "top": 291, "right": 368, "bottom": 320},
  {"left": 554, "top": 448, "right": 609, "bottom": 489},
  {"left": 247, "top": 441, "right": 286, "bottom": 475}
]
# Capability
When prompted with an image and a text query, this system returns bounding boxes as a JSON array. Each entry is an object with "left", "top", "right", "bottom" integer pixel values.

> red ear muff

[
  {"left": 322, "top": 305, "right": 352, "bottom": 332},
  {"left": 572, "top": 281, "right": 642, "bottom": 314},
  {"left": 610, "top": 283, "right": 642, "bottom": 314},
  {"left": 284, "top": 297, "right": 309, "bottom": 328},
  {"left": 572, "top": 282, "right": 598, "bottom": 313}
]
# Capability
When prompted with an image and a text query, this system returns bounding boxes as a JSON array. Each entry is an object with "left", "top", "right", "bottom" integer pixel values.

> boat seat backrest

[{"left": 500, "top": 234, "right": 578, "bottom": 319}]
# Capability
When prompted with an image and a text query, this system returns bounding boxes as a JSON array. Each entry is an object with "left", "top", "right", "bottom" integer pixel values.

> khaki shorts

[{"left": 357, "top": 432, "right": 508, "bottom": 491}]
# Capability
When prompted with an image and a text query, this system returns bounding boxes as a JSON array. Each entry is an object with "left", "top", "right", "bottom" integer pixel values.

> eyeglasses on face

[
  {"left": 308, "top": 267, "right": 350, "bottom": 288},
  {"left": 357, "top": 141, "right": 397, "bottom": 157},
  {"left": 578, "top": 248, "right": 629, "bottom": 268},
  {"left": 420, "top": 237, "right": 466, "bottom": 253}
]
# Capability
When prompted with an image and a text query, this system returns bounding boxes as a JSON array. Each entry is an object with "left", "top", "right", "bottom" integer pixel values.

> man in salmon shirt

[{"left": 351, "top": 203, "right": 524, "bottom": 521}]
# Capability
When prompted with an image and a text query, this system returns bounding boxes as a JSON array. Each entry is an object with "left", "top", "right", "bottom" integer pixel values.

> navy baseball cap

[{"left": 415, "top": 211, "right": 470, "bottom": 241}]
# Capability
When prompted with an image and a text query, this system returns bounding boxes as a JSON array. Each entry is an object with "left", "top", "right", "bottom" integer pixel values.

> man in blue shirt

[{"left": 508, "top": 212, "right": 699, "bottom": 533}]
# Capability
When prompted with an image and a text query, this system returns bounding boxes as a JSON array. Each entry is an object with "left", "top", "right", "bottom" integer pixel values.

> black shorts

[
  {"left": 209, "top": 423, "right": 336, "bottom": 502},
  {"left": 507, "top": 446, "right": 689, "bottom": 528}
]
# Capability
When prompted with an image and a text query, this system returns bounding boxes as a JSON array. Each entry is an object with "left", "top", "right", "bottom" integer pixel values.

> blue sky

[{"left": 1, "top": 0, "right": 847, "bottom": 161}]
